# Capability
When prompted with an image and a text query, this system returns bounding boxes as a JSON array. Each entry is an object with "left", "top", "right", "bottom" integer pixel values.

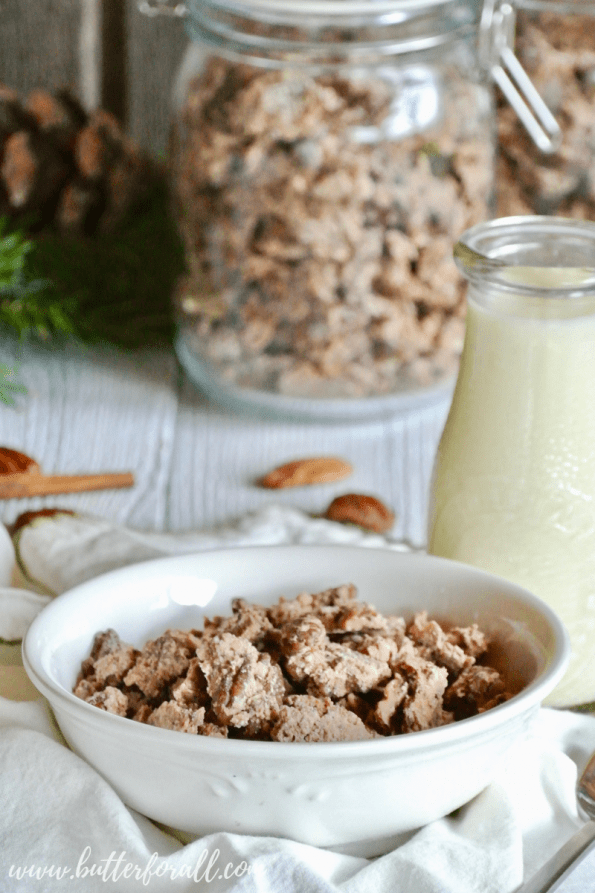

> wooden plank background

[{"left": 0, "top": 0, "right": 189, "bottom": 156}]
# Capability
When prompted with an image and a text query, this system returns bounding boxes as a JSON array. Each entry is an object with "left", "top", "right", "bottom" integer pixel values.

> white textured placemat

[{"left": 0, "top": 339, "right": 449, "bottom": 546}]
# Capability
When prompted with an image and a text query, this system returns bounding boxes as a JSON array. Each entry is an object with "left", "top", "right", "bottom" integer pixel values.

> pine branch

[{"left": 0, "top": 176, "right": 185, "bottom": 349}]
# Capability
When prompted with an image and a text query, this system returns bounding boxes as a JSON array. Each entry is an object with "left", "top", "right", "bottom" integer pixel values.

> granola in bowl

[{"left": 74, "top": 584, "right": 512, "bottom": 742}]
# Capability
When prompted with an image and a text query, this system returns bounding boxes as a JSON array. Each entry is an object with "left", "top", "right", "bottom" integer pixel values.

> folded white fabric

[
  {"left": 0, "top": 587, "right": 51, "bottom": 640},
  {"left": 1, "top": 506, "right": 594, "bottom": 893},
  {"left": 9, "top": 504, "right": 413, "bottom": 597},
  {"left": 1, "top": 704, "right": 594, "bottom": 893}
]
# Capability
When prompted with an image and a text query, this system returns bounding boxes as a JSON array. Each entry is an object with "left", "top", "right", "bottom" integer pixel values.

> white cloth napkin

[{"left": 1, "top": 506, "right": 595, "bottom": 893}]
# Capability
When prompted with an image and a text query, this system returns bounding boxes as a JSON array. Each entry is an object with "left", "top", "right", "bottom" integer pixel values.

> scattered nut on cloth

[
  {"left": 324, "top": 494, "right": 395, "bottom": 534},
  {"left": 1, "top": 506, "right": 595, "bottom": 892},
  {"left": 259, "top": 457, "right": 353, "bottom": 489}
]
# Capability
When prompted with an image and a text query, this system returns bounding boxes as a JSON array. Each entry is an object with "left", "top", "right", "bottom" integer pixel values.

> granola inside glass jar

[
  {"left": 169, "top": 0, "right": 497, "bottom": 420},
  {"left": 497, "top": 0, "right": 595, "bottom": 219}
]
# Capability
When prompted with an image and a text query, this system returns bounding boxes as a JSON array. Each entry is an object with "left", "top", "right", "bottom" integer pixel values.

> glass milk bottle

[{"left": 427, "top": 216, "right": 595, "bottom": 708}]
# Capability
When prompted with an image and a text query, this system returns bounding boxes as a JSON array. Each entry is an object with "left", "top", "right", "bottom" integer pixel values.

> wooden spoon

[{"left": 0, "top": 447, "right": 134, "bottom": 499}]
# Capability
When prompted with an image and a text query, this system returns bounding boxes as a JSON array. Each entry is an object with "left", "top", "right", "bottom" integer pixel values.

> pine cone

[{"left": 0, "top": 85, "right": 151, "bottom": 236}]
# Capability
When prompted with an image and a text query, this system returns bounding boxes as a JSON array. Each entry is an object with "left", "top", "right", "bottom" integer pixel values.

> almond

[
  {"left": 324, "top": 493, "right": 395, "bottom": 534},
  {"left": 259, "top": 456, "right": 353, "bottom": 489}
]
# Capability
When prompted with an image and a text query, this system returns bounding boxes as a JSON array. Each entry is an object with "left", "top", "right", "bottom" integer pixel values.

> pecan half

[{"left": 324, "top": 493, "right": 395, "bottom": 533}]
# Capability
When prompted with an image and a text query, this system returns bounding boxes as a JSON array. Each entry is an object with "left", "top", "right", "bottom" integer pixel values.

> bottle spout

[
  {"left": 454, "top": 222, "right": 595, "bottom": 284},
  {"left": 453, "top": 241, "right": 507, "bottom": 277},
  {"left": 453, "top": 226, "right": 595, "bottom": 288}
]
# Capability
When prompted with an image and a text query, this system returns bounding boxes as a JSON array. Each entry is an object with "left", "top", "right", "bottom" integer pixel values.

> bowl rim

[{"left": 22, "top": 544, "right": 571, "bottom": 757}]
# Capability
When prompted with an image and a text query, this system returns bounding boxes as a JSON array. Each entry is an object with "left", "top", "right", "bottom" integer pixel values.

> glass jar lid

[
  {"left": 180, "top": 0, "right": 484, "bottom": 65},
  {"left": 139, "top": 0, "right": 561, "bottom": 149}
]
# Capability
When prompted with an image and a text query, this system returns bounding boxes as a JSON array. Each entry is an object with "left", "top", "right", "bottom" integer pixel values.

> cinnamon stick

[{"left": 0, "top": 471, "right": 134, "bottom": 499}]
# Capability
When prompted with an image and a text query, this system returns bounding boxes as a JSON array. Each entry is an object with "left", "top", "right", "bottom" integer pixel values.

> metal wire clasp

[
  {"left": 137, "top": 0, "right": 187, "bottom": 17},
  {"left": 480, "top": 0, "right": 561, "bottom": 154}
]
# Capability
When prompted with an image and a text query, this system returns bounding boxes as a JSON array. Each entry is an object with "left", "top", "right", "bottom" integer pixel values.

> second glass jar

[
  {"left": 497, "top": 0, "right": 595, "bottom": 219},
  {"left": 169, "top": 0, "right": 497, "bottom": 416}
]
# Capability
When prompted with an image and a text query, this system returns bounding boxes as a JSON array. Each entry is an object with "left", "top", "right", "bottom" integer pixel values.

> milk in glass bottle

[{"left": 427, "top": 216, "right": 595, "bottom": 708}]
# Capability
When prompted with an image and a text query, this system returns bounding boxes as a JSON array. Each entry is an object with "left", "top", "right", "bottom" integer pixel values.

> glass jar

[
  {"left": 158, "top": 0, "right": 500, "bottom": 419},
  {"left": 427, "top": 216, "right": 595, "bottom": 709},
  {"left": 139, "top": 0, "right": 555, "bottom": 419},
  {"left": 497, "top": 0, "right": 595, "bottom": 219}
]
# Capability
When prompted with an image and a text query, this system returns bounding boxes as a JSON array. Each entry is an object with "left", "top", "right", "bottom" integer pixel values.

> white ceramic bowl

[{"left": 23, "top": 546, "right": 570, "bottom": 857}]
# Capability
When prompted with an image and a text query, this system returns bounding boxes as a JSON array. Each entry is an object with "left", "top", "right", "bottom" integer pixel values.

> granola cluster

[
  {"left": 74, "top": 585, "right": 512, "bottom": 742},
  {"left": 171, "top": 56, "right": 494, "bottom": 399},
  {"left": 497, "top": 10, "right": 595, "bottom": 219}
]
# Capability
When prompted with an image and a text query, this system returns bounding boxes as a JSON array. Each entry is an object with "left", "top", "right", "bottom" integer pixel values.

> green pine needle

[
  {"left": 0, "top": 225, "right": 27, "bottom": 283},
  {"left": 0, "top": 363, "right": 27, "bottom": 406}
]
